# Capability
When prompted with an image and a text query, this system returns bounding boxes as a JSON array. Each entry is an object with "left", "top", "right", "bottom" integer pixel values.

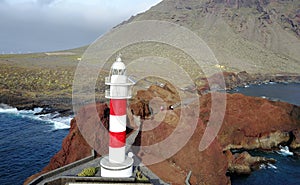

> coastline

[
  {"left": 197, "top": 71, "right": 300, "bottom": 94},
  {"left": 0, "top": 72, "right": 299, "bottom": 184},
  {"left": 1, "top": 72, "right": 299, "bottom": 115},
  {"left": 0, "top": 94, "right": 73, "bottom": 117}
]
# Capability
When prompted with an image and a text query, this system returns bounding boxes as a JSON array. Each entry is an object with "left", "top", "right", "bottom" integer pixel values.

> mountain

[{"left": 116, "top": 0, "right": 300, "bottom": 75}]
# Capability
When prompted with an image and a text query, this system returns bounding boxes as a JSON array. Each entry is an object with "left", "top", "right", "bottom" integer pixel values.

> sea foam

[{"left": 0, "top": 104, "right": 71, "bottom": 130}]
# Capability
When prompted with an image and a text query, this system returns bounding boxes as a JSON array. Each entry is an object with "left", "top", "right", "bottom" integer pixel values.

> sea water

[
  {"left": 0, "top": 106, "right": 71, "bottom": 185},
  {"left": 230, "top": 82, "right": 300, "bottom": 106},
  {"left": 231, "top": 150, "right": 300, "bottom": 185},
  {"left": 230, "top": 83, "right": 300, "bottom": 185}
]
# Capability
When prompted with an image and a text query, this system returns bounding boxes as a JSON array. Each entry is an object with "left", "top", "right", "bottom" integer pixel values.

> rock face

[
  {"left": 226, "top": 151, "right": 276, "bottom": 175},
  {"left": 25, "top": 83, "right": 300, "bottom": 185},
  {"left": 122, "top": 0, "right": 300, "bottom": 75},
  {"left": 129, "top": 83, "right": 300, "bottom": 184},
  {"left": 130, "top": 82, "right": 180, "bottom": 119},
  {"left": 290, "top": 128, "right": 300, "bottom": 149}
]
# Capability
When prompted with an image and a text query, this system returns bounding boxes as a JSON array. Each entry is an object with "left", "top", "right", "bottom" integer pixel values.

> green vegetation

[
  {"left": 77, "top": 167, "right": 99, "bottom": 177},
  {"left": 0, "top": 63, "right": 74, "bottom": 99},
  {"left": 0, "top": 47, "right": 109, "bottom": 107},
  {"left": 136, "top": 170, "right": 149, "bottom": 182}
]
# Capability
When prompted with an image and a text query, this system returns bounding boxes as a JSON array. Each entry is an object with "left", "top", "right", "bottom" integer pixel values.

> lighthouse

[{"left": 100, "top": 57, "right": 134, "bottom": 177}]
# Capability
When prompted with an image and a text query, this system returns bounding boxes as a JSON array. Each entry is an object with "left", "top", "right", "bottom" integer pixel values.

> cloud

[
  {"left": 0, "top": 0, "right": 163, "bottom": 53},
  {"left": 36, "top": 0, "right": 58, "bottom": 6}
]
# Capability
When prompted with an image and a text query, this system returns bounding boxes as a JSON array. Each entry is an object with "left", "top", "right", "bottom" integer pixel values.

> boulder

[{"left": 226, "top": 151, "right": 276, "bottom": 175}]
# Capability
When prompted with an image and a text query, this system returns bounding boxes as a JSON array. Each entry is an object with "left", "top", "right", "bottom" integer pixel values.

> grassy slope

[{"left": 0, "top": 47, "right": 86, "bottom": 109}]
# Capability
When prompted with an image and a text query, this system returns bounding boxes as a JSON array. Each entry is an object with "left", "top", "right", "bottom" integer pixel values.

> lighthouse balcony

[
  {"left": 105, "top": 76, "right": 133, "bottom": 86},
  {"left": 105, "top": 89, "right": 132, "bottom": 99}
]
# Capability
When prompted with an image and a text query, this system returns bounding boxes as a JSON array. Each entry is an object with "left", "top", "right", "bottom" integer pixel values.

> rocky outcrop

[
  {"left": 129, "top": 83, "right": 300, "bottom": 184},
  {"left": 215, "top": 93, "right": 300, "bottom": 151},
  {"left": 226, "top": 151, "right": 276, "bottom": 175},
  {"left": 25, "top": 82, "right": 300, "bottom": 184},
  {"left": 207, "top": 0, "right": 300, "bottom": 36},
  {"left": 24, "top": 118, "right": 92, "bottom": 184},
  {"left": 291, "top": 128, "right": 300, "bottom": 149},
  {"left": 130, "top": 82, "right": 180, "bottom": 119}
]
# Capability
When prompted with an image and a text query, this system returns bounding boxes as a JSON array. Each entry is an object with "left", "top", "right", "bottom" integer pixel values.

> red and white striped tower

[{"left": 100, "top": 57, "right": 134, "bottom": 177}]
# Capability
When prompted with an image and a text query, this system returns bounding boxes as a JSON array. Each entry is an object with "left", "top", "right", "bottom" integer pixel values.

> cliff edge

[{"left": 25, "top": 83, "right": 300, "bottom": 184}]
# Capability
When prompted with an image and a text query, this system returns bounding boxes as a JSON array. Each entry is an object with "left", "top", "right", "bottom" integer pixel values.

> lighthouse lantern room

[
  {"left": 105, "top": 57, "right": 132, "bottom": 99},
  {"left": 100, "top": 56, "right": 134, "bottom": 178}
]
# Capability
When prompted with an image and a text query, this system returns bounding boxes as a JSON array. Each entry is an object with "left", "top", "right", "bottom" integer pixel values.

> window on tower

[{"left": 111, "top": 69, "right": 126, "bottom": 75}]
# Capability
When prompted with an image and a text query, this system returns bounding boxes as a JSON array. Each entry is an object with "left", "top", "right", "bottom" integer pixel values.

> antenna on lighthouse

[{"left": 117, "top": 53, "right": 122, "bottom": 59}]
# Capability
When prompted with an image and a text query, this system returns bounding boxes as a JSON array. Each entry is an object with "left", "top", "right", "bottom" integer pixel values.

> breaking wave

[{"left": 0, "top": 104, "right": 71, "bottom": 130}]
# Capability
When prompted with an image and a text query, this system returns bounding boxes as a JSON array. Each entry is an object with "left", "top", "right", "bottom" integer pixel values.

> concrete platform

[{"left": 100, "top": 155, "right": 134, "bottom": 178}]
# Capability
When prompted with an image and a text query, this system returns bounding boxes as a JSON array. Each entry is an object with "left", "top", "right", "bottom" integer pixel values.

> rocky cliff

[
  {"left": 129, "top": 83, "right": 300, "bottom": 184},
  {"left": 24, "top": 103, "right": 109, "bottom": 185},
  {"left": 26, "top": 82, "right": 300, "bottom": 184}
]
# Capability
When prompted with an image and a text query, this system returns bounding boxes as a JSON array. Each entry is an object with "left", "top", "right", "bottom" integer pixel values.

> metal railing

[
  {"left": 105, "top": 76, "right": 134, "bottom": 86},
  {"left": 105, "top": 89, "right": 132, "bottom": 99}
]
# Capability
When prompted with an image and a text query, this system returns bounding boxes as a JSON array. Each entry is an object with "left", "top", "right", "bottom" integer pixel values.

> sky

[{"left": 0, "top": 0, "right": 162, "bottom": 54}]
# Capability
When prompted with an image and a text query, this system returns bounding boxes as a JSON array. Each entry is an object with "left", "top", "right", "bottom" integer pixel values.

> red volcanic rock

[
  {"left": 226, "top": 151, "right": 276, "bottom": 175},
  {"left": 46, "top": 103, "right": 109, "bottom": 167},
  {"left": 44, "top": 118, "right": 93, "bottom": 169},
  {"left": 213, "top": 93, "right": 300, "bottom": 150},
  {"left": 130, "top": 85, "right": 300, "bottom": 184},
  {"left": 130, "top": 82, "right": 180, "bottom": 119},
  {"left": 24, "top": 103, "right": 109, "bottom": 185},
  {"left": 25, "top": 84, "right": 300, "bottom": 185},
  {"left": 133, "top": 104, "right": 230, "bottom": 184},
  {"left": 130, "top": 99, "right": 151, "bottom": 119},
  {"left": 291, "top": 128, "right": 300, "bottom": 149}
]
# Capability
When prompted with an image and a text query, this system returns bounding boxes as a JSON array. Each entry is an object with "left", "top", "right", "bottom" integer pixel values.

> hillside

[
  {"left": 117, "top": 0, "right": 300, "bottom": 75},
  {"left": 0, "top": 47, "right": 86, "bottom": 113}
]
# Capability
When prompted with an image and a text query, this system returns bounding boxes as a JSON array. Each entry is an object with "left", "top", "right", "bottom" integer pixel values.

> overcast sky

[{"left": 0, "top": 0, "right": 162, "bottom": 54}]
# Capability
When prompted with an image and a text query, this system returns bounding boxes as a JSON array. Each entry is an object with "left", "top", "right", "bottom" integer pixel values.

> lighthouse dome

[{"left": 112, "top": 57, "right": 126, "bottom": 70}]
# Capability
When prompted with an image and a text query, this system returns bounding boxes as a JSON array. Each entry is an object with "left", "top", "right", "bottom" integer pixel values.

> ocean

[
  {"left": 230, "top": 83, "right": 300, "bottom": 185},
  {"left": 231, "top": 150, "right": 300, "bottom": 185},
  {"left": 0, "top": 107, "right": 71, "bottom": 185},
  {"left": 0, "top": 82, "right": 299, "bottom": 185},
  {"left": 229, "top": 82, "right": 300, "bottom": 106}
]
